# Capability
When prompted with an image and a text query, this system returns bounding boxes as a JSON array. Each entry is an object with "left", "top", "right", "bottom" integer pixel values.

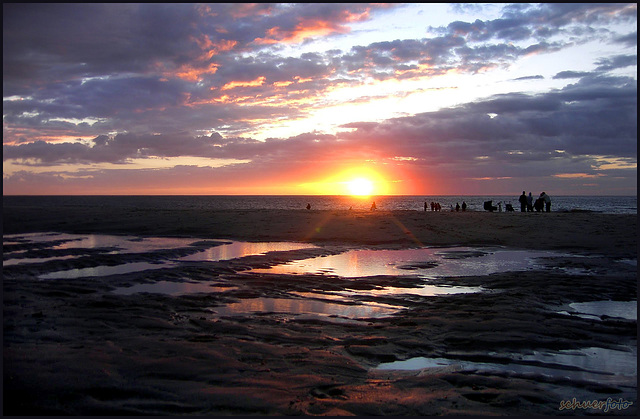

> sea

[{"left": 3, "top": 195, "right": 637, "bottom": 214}]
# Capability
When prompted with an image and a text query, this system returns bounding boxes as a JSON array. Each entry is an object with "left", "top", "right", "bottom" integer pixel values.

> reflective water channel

[{"left": 4, "top": 233, "right": 636, "bottom": 323}]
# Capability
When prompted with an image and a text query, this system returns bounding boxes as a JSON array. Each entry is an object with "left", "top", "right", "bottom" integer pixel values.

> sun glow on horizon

[
  {"left": 297, "top": 166, "right": 393, "bottom": 196},
  {"left": 347, "top": 177, "right": 374, "bottom": 196}
]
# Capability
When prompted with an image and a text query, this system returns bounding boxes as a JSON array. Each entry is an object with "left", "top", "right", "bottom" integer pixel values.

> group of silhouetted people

[
  {"left": 455, "top": 202, "right": 467, "bottom": 212},
  {"left": 425, "top": 201, "right": 442, "bottom": 211},
  {"left": 519, "top": 191, "right": 551, "bottom": 212}
]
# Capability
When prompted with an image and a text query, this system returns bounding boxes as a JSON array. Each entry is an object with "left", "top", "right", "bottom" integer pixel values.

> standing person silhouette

[
  {"left": 527, "top": 192, "right": 533, "bottom": 212},
  {"left": 370, "top": 201, "right": 377, "bottom": 211},
  {"left": 519, "top": 191, "right": 527, "bottom": 212},
  {"left": 540, "top": 192, "right": 551, "bottom": 212}
]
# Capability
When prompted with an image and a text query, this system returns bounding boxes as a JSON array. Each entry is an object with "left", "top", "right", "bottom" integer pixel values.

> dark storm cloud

[
  {"left": 436, "top": 3, "right": 635, "bottom": 43},
  {"left": 5, "top": 2, "right": 633, "bottom": 135},
  {"left": 553, "top": 71, "right": 592, "bottom": 79},
  {"left": 613, "top": 31, "right": 637, "bottom": 47},
  {"left": 594, "top": 54, "right": 638, "bottom": 72},
  {"left": 339, "top": 74, "right": 637, "bottom": 173},
  {"left": 3, "top": 4, "right": 205, "bottom": 95},
  {"left": 3, "top": 76, "right": 192, "bottom": 122},
  {"left": 2, "top": 130, "right": 341, "bottom": 166},
  {"left": 2, "top": 3, "right": 388, "bottom": 91},
  {"left": 337, "top": 35, "right": 559, "bottom": 82},
  {"left": 3, "top": 3, "right": 399, "bottom": 140}
]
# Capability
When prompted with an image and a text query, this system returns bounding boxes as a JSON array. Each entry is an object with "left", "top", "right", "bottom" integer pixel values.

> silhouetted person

[
  {"left": 455, "top": 203, "right": 460, "bottom": 212},
  {"left": 534, "top": 197, "right": 544, "bottom": 212},
  {"left": 462, "top": 201, "right": 467, "bottom": 211},
  {"left": 424, "top": 202, "right": 428, "bottom": 212},
  {"left": 527, "top": 192, "right": 533, "bottom": 212},
  {"left": 519, "top": 191, "right": 527, "bottom": 212},
  {"left": 306, "top": 203, "right": 311, "bottom": 210},
  {"left": 370, "top": 201, "right": 377, "bottom": 211},
  {"left": 540, "top": 192, "right": 551, "bottom": 212}
]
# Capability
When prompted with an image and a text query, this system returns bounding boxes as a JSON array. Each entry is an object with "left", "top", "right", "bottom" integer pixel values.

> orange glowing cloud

[
  {"left": 221, "top": 76, "right": 266, "bottom": 90},
  {"left": 229, "top": 3, "right": 275, "bottom": 19},
  {"left": 173, "top": 63, "right": 220, "bottom": 82},
  {"left": 193, "top": 35, "right": 237, "bottom": 60},
  {"left": 254, "top": 17, "right": 352, "bottom": 45}
]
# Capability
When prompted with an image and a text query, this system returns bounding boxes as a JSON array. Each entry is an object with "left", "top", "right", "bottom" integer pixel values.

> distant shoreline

[{"left": 3, "top": 194, "right": 637, "bottom": 197}]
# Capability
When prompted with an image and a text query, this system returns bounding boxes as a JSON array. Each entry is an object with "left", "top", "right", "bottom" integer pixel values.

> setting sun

[
  {"left": 347, "top": 177, "right": 374, "bottom": 196},
  {"left": 296, "top": 166, "right": 392, "bottom": 196}
]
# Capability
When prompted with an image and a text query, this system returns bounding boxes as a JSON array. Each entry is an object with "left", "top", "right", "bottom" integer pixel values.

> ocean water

[{"left": 3, "top": 195, "right": 637, "bottom": 214}]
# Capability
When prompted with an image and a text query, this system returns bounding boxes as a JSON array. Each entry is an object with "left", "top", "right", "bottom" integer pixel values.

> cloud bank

[{"left": 3, "top": 3, "right": 637, "bottom": 195}]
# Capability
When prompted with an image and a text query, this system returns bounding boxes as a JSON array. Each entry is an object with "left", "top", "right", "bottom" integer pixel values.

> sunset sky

[{"left": 3, "top": 3, "right": 637, "bottom": 196}]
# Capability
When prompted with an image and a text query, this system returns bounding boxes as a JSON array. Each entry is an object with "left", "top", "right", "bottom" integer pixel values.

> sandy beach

[{"left": 3, "top": 203, "right": 637, "bottom": 415}]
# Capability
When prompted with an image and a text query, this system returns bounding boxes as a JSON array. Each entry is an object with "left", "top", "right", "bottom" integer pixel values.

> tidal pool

[
  {"left": 559, "top": 300, "right": 637, "bottom": 321},
  {"left": 376, "top": 346, "right": 637, "bottom": 385},
  {"left": 211, "top": 297, "right": 403, "bottom": 321},
  {"left": 3, "top": 233, "right": 200, "bottom": 269},
  {"left": 40, "top": 262, "right": 179, "bottom": 279},
  {"left": 113, "top": 281, "right": 237, "bottom": 296},
  {"left": 177, "top": 241, "right": 316, "bottom": 262},
  {"left": 248, "top": 246, "right": 563, "bottom": 279},
  {"left": 3, "top": 254, "right": 79, "bottom": 267},
  {"left": 3, "top": 232, "right": 198, "bottom": 254},
  {"left": 3, "top": 233, "right": 317, "bottom": 280}
]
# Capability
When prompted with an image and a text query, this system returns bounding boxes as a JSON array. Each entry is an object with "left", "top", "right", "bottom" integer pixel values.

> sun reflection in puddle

[{"left": 177, "top": 241, "right": 316, "bottom": 262}]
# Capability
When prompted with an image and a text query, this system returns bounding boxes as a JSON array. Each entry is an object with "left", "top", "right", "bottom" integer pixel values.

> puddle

[
  {"left": 177, "top": 241, "right": 316, "bottom": 262},
  {"left": 314, "top": 285, "right": 484, "bottom": 299},
  {"left": 376, "top": 346, "right": 637, "bottom": 385},
  {"left": 39, "top": 262, "right": 178, "bottom": 279},
  {"left": 356, "top": 284, "right": 483, "bottom": 297},
  {"left": 3, "top": 232, "right": 198, "bottom": 254},
  {"left": 3, "top": 255, "right": 80, "bottom": 266},
  {"left": 113, "top": 281, "right": 236, "bottom": 296},
  {"left": 3, "top": 233, "right": 317, "bottom": 280},
  {"left": 211, "top": 297, "right": 403, "bottom": 321},
  {"left": 3, "top": 233, "right": 200, "bottom": 269},
  {"left": 558, "top": 301, "right": 637, "bottom": 321},
  {"left": 249, "top": 247, "right": 562, "bottom": 279}
]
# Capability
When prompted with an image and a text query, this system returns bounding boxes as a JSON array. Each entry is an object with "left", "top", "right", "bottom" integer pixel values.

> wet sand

[{"left": 3, "top": 204, "right": 638, "bottom": 415}]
